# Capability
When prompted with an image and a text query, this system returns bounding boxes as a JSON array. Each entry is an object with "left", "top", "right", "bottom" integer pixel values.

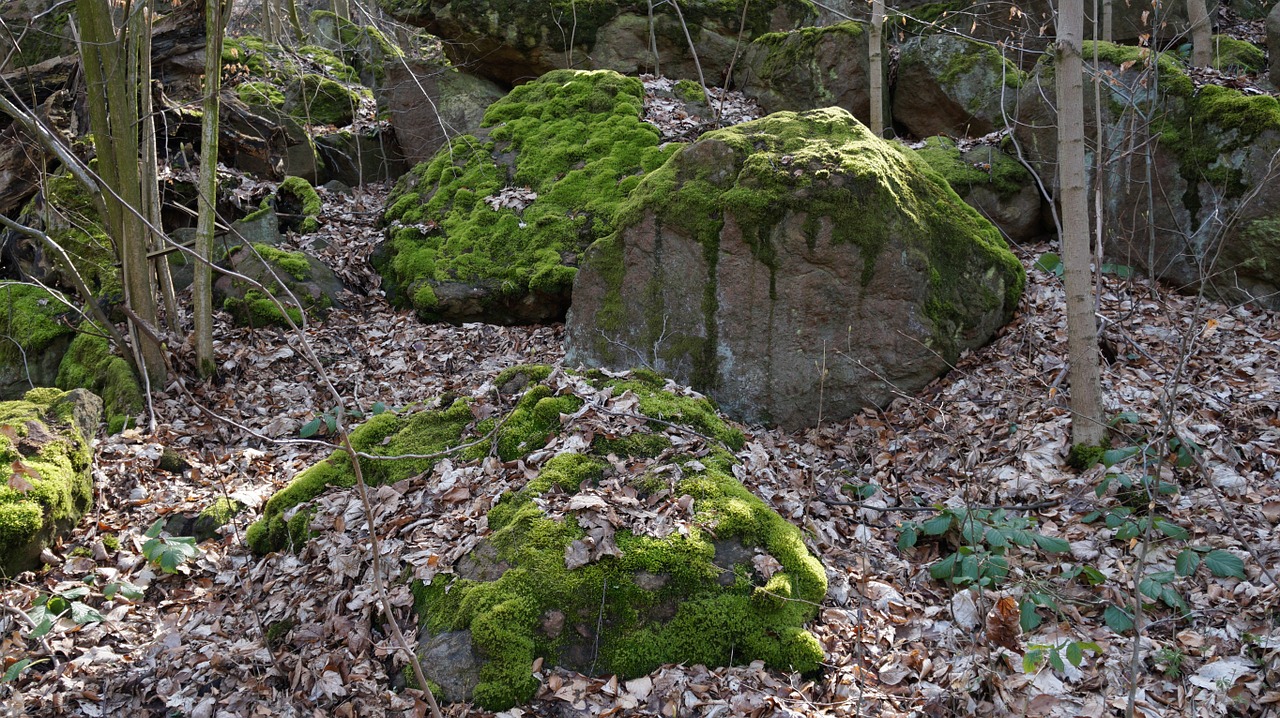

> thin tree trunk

[
  {"left": 1187, "top": 0, "right": 1211, "bottom": 66},
  {"left": 138, "top": 11, "right": 179, "bottom": 332},
  {"left": 77, "top": 0, "right": 166, "bottom": 388},
  {"left": 869, "top": 0, "right": 885, "bottom": 136},
  {"left": 1057, "top": 0, "right": 1106, "bottom": 446},
  {"left": 196, "top": 0, "right": 232, "bottom": 378},
  {"left": 1102, "top": 0, "right": 1112, "bottom": 41}
]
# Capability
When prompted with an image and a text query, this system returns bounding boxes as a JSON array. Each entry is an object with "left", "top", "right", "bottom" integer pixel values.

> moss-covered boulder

[
  {"left": 214, "top": 238, "right": 346, "bottom": 328},
  {"left": 379, "top": 0, "right": 816, "bottom": 86},
  {"left": 1269, "top": 3, "right": 1280, "bottom": 86},
  {"left": 1015, "top": 42, "right": 1280, "bottom": 309},
  {"left": 1209, "top": 35, "right": 1265, "bottom": 74},
  {"left": 893, "top": 34, "right": 1024, "bottom": 139},
  {"left": 913, "top": 137, "right": 1045, "bottom": 241},
  {"left": 54, "top": 326, "right": 142, "bottom": 435},
  {"left": 310, "top": 10, "right": 405, "bottom": 87},
  {"left": 565, "top": 107, "right": 1024, "bottom": 429},
  {"left": 314, "top": 128, "right": 407, "bottom": 186},
  {"left": 0, "top": 285, "right": 76, "bottom": 401},
  {"left": 735, "top": 22, "right": 886, "bottom": 128},
  {"left": 0, "top": 388, "right": 101, "bottom": 575},
  {"left": 382, "top": 57, "right": 508, "bottom": 167},
  {"left": 8, "top": 173, "right": 120, "bottom": 304},
  {"left": 248, "top": 366, "right": 825, "bottom": 710},
  {"left": 377, "top": 69, "right": 677, "bottom": 324}
]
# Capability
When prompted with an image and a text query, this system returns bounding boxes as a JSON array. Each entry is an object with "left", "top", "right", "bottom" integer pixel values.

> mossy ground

[
  {"left": 1209, "top": 36, "right": 1265, "bottom": 74},
  {"left": 0, "top": 389, "right": 94, "bottom": 575},
  {"left": 584, "top": 108, "right": 1024, "bottom": 387},
  {"left": 378, "top": 69, "right": 678, "bottom": 321}
]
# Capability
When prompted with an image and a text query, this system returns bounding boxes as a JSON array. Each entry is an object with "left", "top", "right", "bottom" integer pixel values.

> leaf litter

[{"left": 0, "top": 178, "right": 1276, "bottom": 718}]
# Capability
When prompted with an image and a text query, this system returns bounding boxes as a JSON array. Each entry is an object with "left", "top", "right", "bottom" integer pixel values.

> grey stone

[
  {"left": 893, "top": 34, "right": 1020, "bottom": 139},
  {"left": 417, "top": 630, "right": 482, "bottom": 703},
  {"left": 381, "top": 59, "right": 506, "bottom": 167},
  {"left": 1270, "top": 3, "right": 1280, "bottom": 86},
  {"left": 315, "top": 129, "right": 407, "bottom": 186}
]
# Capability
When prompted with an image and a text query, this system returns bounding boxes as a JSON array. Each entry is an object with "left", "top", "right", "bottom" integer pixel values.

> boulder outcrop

[{"left": 565, "top": 108, "right": 1024, "bottom": 429}]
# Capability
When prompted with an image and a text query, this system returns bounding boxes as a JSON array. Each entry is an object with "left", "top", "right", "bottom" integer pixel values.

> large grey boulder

[
  {"left": 893, "top": 35, "right": 1023, "bottom": 138},
  {"left": 565, "top": 108, "right": 1025, "bottom": 429},
  {"left": 1015, "top": 42, "right": 1280, "bottom": 310},
  {"left": 377, "top": 0, "right": 817, "bottom": 85},
  {"left": 735, "top": 22, "right": 886, "bottom": 127}
]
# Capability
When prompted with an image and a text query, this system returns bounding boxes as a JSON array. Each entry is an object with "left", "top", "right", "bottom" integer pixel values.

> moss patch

[
  {"left": 912, "top": 136, "right": 1030, "bottom": 199},
  {"left": 275, "top": 176, "right": 323, "bottom": 233},
  {"left": 0, "top": 389, "right": 95, "bottom": 575},
  {"left": 238, "top": 81, "right": 286, "bottom": 109},
  {"left": 0, "top": 285, "right": 75, "bottom": 378},
  {"left": 1210, "top": 36, "right": 1264, "bottom": 74},
  {"left": 25, "top": 173, "right": 120, "bottom": 301},
  {"left": 378, "top": 69, "right": 678, "bottom": 321}
]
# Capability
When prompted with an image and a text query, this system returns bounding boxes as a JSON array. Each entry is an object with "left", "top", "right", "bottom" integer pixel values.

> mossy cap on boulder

[
  {"left": 0, "top": 388, "right": 101, "bottom": 575},
  {"left": 0, "top": 284, "right": 76, "bottom": 400},
  {"left": 377, "top": 69, "right": 677, "bottom": 324},
  {"left": 565, "top": 107, "right": 1024, "bottom": 429},
  {"left": 246, "top": 366, "right": 824, "bottom": 711}
]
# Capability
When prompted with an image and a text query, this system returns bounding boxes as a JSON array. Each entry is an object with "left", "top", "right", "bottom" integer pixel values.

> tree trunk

[
  {"left": 1056, "top": 0, "right": 1106, "bottom": 447},
  {"left": 869, "top": 0, "right": 885, "bottom": 137},
  {"left": 195, "top": 0, "right": 232, "bottom": 378},
  {"left": 77, "top": 0, "right": 167, "bottom": 388},
  {"left": 1187, "top": 0, "right": 1211, "bottom": 66}
]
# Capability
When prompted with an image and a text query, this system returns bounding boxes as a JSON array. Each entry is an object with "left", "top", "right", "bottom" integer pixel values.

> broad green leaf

[
  {"left": 1, "top": 658, "right": 39, "bottom": 683},
  {"left": 299, "top": 417, "right": 322, "bottom": 438},
  {"left": 1160, "top": 586, "right": 1187, "bottom": 612},
  {"left": 1153, "top": 518, "right": 1188, "bottom": 540},
  {"left": 1102, "top": 446, "right": 1140, "bottom": 467},
  {"left": 104, "top": 581, "right": 145, "bottom": 601},
  {"left": 922, "top": 513, "right": 952, "bottom": 536},
  {"left": 69, "top": 601, "right": 105, "bottom": 625},
  {"left": 1104, "top": 604, "right": 1134, "bottom": 633},
  {"left": 1032, "top": 534, "right": 1071, "bottom": 553},
  {"left": 1007, "top": 529, "right": 1036, "bottom": 547},
  {"left": 1020, "top": 598, "right": 1042, "bottom": 632},
  {"left": 960, "top": 521, "right": 986, "bottom": 544},
  {"left": 1203, "top": 550, "right": 1245, "bottom": 579},
  {"left": 60, "top": 586, "right": 90, "bottom": 601},
  {"left": 929, "top": 553, "right": 958, "bottom": 580},
  {"left": 1080, "top": 566, "right": 1107, "bottom": 586},
  {"left": 1175, "top": 550, "right": 1201, "bottom": 577},
  {"left": 1139, "top": 576, "right": 1165, "bottom": 600},
  {"left": 1034, "top": 252, "right": 1063, "bottom": 276},
  {"left": 896, "top": 525, "right": 918, "bottom": 550},
  {"left": 1023, "top": 648, "right": 1044, "bottom": 673},
  {"left": 145, "top": 518, "right": 165, "bottom": 538},
  {"left": 372, "top": 401, "right": 387, "bottom": 415},
  {"left": 1066, "top": 641, "right": 1083, "bottom": 666},
  {"left": 1048, "top": 649, "right": 1065, "bottom": 672},
  {"left": 1109, "top": 411, "right": 1141, "bottom": 425}
]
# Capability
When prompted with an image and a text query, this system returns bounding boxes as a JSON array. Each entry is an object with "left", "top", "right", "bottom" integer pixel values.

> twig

[{"left": 820, "top": 497, "right": 1063, "bottom": 512}]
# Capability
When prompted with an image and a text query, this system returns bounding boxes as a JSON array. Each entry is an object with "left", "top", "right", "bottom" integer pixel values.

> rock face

[
  {"left": 378, "top": 0, "right": 817, "bottom": 85},
  {"left": 735, "top": 22, "right": 885, "bottom": 127},
  {"left": 893, "top": 35, "right": 1023, "bottom": 139},
  {"left": 377, "top": 70, "right": 677, "bottom": 324},
  {"left": 248, "top": 365, "right": 826, "bottom": 710},
  {"left": 0, "top": 388, "right": 101, "bottom": 575},
  {"left": 1015, "top": 42, "right": 1280, "bottom": 310},
  {"left": 913, "top": 137, "right": 1045, "bottom": 241},
  {"left": 315, "top": 128, "right": 407, "bottom": 186},
  {"left": 565, "top": 108, "right": 1025, "bottom": 429},
  {"left": 382, "top": 59, "right": 507, "bottom": 166}
]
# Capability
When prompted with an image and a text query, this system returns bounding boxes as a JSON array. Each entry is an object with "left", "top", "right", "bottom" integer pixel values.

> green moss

[
  {"left": 1081, "top": 41, "right": 1194, "bottom": 98},
  {"left": 102, "top": 533, "right": 119, "bottom": 552},
  {"left": 252, "top": 244, "right": 310, "bottom": 281},
  {"left": 604, "top": 378, "right": 745, "bottom": 451},
  {"left": 413, "top": 449, "right": 825, "bottom": 710},
  {"left": 292, "top": 73, "right": 361, "bottom": 127},
  {"left": 28, "top": 173, "right": 120, "bottom": 300},
  {"left": 0, "top": 389, "right": 94, "bottom": 575},
  {"left": 265, "top": 618, "right": 295, "bottom": 646},
  {"left": 673, "top": 79, "right": 706, "bottom": 104},
  {"left": 237, "top": 81, "right": 285, "bottom": 109},
  {"left": 478, "top": 384, "right": 584, "bottom": 461},
  {"left": 198, "top": 497, "right": 244, "bottom": 526},
  {"left": 298, "top": 44, "right": 360, "bottom": 83},
  {"left": 223, "top": 36, "right": 278, "bottom": 77},
  {"left": 1210, "top": 36, "right": 1265, "bottom": 74},
  {"left": 1068, "top": 442, "right": 1107, "bottom": 470},
  {"left": 55, "top": 324, "right": 142, "bottom": 435},
  {"left": 10, "top": 11, "right": 71, "bottom": 68},
  {"left": 1240, "top": 217, "right": 1280, "bottom": 273},
  {"left": 912, "top": 136, "right": 1030, "bottom": 199},
  {"left": 379, "top": 70, "right": 678, "bottom": 321},
  {"left": 494, "top": 364, "right": 554, "bottom": 388},
  {"left": 592, "top": 432, "right": 673, "bottom": 458},
  {"left": 0, "top": 284, "right": 75, "bottom": 371},
  {"left": 247, "top": 400, "right": 479, "bottom": 554},
  {"left": 223, "top": 289, "right": 304, "bottom": 328}
]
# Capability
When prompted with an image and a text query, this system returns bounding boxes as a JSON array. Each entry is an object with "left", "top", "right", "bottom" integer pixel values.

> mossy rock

[
  {"left": 566, "top": 107, "right": 1024, "bottom": 428},
  {"left": 13, "top": 172, "right": 120, "bottom": 303},
  {"left": 1015, "top": 41, "right": 1280, "bottom": 310},
  {"left": 377, "top": 69, "right": 679, "bottom": 324},
  {"left": 912, "top": 137, "right": 1045, "bottom": 241},
  {"left": 287, "top": 73, "right": 366, "bottom": 127},
  {"left": 893, "top": 33, "right": 1024, "bottom": 139},
  {"left": 214, "top": 240, "right": 345, "bottom": 328},
  {"left": 276, "top": 176, "right": 323, "bottom": 234},
  {"left": 1209, "top": 35, "right": 1265, "bottom": 74},
  {"left": 247, "top": 366, "right": 818, "bottom": 710},
  {"left": 54, "top": 324, "right": 142, "bottom": 435},
  {"left": 309, "top": 10, "right": 405, "bottom": 87},
  {"left": 0, "top": 285, "right": 76, "bottom": 400},
  {"left": 0, "top": 388, "right": 102, "bottom": 575}
]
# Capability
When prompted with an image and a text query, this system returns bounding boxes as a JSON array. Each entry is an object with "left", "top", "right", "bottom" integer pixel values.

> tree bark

[
  {"left": 77, "top": 0, "right": 167, "bottom": 388},
  {"left": 195, "top": 0, "right": 232, "bottom": 378},
  {"left": 1057, "top": 0, "right": 1106, "bottom": 446},
  {"left": 869, "top": 0, "right": 885, "bottom": 137},
  {"left": 1187, "top": 0, "right": 1212, "bottom": 66}
]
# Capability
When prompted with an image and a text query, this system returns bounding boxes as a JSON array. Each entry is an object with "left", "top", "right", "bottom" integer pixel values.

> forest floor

[{"left": 2, "top": 174, "right": 1280, "bottom": 716}]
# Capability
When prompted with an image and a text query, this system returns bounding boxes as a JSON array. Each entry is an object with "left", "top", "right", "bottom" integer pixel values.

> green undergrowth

[
  {"left": 0, "top": 388, "right": 94, "bottom": 576},
  {"left": 378, "top": 69, "right": 678, "bottom": 320},
  {"left": 582, "top": 107, "right": 1024, "bottom": 387}
]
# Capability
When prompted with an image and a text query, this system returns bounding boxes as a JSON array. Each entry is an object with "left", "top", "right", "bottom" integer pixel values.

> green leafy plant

[
  {"left": 142, "top": 519, "right": 201, "bottom": 573},
  {"left": 1, "top": 658, "right": 44, "bottom": 683},
  {"left": 300, "top": 401, "right": 390, "bottom": 438},
  {"left": 898, "top": 508, "right": 1071, "bottom": 589},
  {"left": 1152, "top": 646, "right": 1186, "bottom": 677},
  {"left": 1023, "top": 639, "right": 1101, "bottom": 675}
]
